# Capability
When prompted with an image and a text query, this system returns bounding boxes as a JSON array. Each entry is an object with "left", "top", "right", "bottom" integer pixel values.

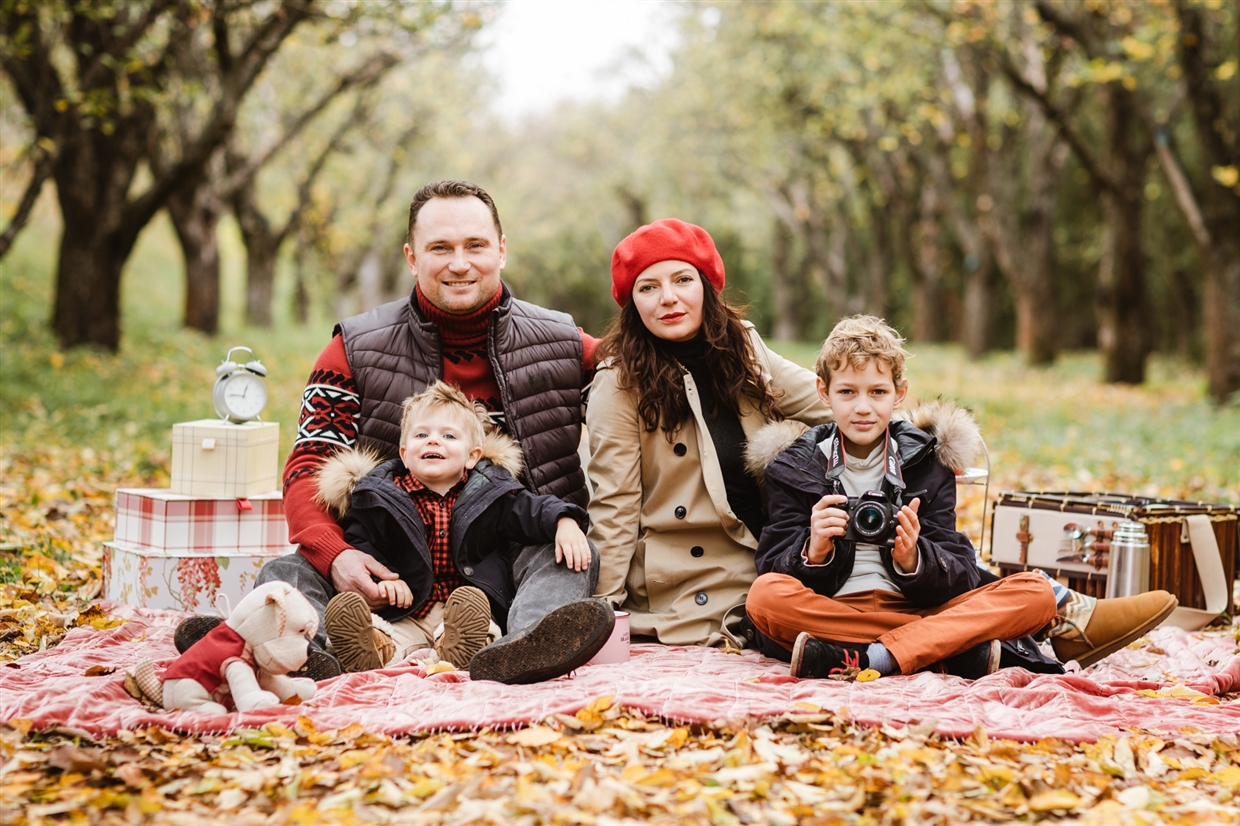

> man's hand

[
  {"left": 806, "top": 494, "right": 849, "bottom": 565},
  {"left": 892, "top": 498, "right": 922, "bottom": 573},
  {"left": 330, "top": 549, "right": 399, "bottom": 611},
  {"left": 378, "top": 578, "right": 413, "bottom": 609},
  {"left": 554, "top": 517, "right": 592, "bottom": 572}
]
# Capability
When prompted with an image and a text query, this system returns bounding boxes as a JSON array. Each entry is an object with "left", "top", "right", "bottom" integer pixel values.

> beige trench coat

[{"left": 586, "top": 326, "right": 831, "bottom": 645}]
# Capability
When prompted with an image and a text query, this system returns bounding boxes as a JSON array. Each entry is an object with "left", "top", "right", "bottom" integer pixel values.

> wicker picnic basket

[{"left": 989, "top": 491, "right": 1238, "bottom": 614}]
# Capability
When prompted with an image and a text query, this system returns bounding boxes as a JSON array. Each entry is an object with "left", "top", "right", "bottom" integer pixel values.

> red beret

[{"left": 610, "top": 218, "right": 725, "bottom": 307}]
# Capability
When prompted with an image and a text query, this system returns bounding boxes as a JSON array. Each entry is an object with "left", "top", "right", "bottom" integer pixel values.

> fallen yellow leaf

[{"left": 509, "top": 726, "right": 563, "bottom": 747}]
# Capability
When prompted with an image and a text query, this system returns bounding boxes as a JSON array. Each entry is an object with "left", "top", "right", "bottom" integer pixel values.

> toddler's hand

[
  {"left": 554, "top": 517, "right": 592, "bottom": 572},
  {"left": 378, "top": 578, "right": 413, "bottom": 609},
  {"left": 892, "top": 498, "right": 922, "bottom": 572},
  {"left": 807, "top": 494, "right": 849, "bottom": 565}
]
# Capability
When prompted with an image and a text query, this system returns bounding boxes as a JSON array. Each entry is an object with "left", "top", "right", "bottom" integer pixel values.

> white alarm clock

[{"left": 212, "top": 346, "right": 269, "bottom": 423}]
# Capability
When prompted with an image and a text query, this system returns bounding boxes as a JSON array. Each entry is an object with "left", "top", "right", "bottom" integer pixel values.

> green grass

[{"left": 3, "top": 206, "right": 1237, "bottom": 504}]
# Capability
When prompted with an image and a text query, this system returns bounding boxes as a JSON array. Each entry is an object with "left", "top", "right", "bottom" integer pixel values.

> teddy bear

[{"left": 128, "top": 581, "right": 320, "bottom": 714}]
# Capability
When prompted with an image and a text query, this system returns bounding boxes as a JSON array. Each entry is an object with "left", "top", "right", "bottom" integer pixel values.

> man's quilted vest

[{"left": 335, "top": 286, "right": 587, "bottom": 507}]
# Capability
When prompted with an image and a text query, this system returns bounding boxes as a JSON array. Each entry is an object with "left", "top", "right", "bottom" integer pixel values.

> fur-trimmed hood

[
  {"left": 314, "top": 430, "right": 525, "bottom": 519},
  {"left": 744, "top": 399, "right": 983, "bottom": 478}
]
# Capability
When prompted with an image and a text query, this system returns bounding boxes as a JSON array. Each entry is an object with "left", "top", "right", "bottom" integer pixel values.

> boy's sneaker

[
  {"left": 938, "top": 639, "right": 1002, "bottom": 680},
  {"left": 174, "top": 615, "right": 224, "bottom": 653},
  {"left": 174, "top": 612, "right": 342, "bottom": 679},
  {"left": 469, "top": 599, "right": 614, "bottom": 685},
  {"left": 790, "top": 632, "right": 870, "bottom": 679},
  {"left": 325, "top": 592, "right": 395, "bottom": 673},
  {"left": 435, "top": 586, "right": 492, "bottom": 668}
]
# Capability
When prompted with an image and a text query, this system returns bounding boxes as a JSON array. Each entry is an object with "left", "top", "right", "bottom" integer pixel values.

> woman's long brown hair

[{"left": 595, "top": 274, "right": 783, "bottom": 438}]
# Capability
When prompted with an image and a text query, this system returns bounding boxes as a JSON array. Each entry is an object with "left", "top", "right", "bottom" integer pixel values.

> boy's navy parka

[
  {"left": 314, "top": 430, "right": 588, "bottom": 630},
  {"left": 749, "top": 400, "right": 983, "bottom": 608}
]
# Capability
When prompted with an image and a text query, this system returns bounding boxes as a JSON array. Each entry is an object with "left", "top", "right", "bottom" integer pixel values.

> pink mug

[{"left": 587, "top": 611, "right": 630, "bottom": 665}]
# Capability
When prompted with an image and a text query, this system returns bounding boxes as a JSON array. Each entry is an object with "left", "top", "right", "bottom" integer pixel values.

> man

[{"left": 255, "top": 180, "right": 612, "bottom": 684}]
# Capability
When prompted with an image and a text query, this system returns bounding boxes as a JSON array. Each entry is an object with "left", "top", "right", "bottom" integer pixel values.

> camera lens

[{"left": 854, "top": 502, "right": 889, "bottom": 539}]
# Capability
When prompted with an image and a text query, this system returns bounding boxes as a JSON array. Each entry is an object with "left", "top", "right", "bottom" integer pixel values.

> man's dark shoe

[
  {"left": 790, "top": 632, "right": 870, "bottom": 679},
  {"left": 290, "top": 641, "right": 342, "bottom": 681},
  {"left": 469, "top": 600, "right": 614, "bottom": 685},
  {"left": 937, "top": 639, "right": 1002, "bottom": 680},
  {"left": 174, "top": 615, "right": 224, "bottom": 653},
  {"left": 174, "top": 611, "right": 341, "bottom": 680}
]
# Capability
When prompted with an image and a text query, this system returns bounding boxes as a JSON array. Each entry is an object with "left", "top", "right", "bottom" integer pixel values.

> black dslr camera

[{"left": 842, "top": 490, "right": 901, "bottom": 547}]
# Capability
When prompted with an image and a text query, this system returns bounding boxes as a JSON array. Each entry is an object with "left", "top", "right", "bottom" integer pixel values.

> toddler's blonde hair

[{"left": 399, "top": 381, "right": 489, "bottom": 447}]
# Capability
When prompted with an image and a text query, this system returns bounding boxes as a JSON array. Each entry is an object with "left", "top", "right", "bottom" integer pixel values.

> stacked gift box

[{"left": 103, "top": 420, "right": 296, "bottom": 612}]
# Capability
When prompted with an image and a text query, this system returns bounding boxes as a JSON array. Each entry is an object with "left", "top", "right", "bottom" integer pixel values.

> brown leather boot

[
  {"left": 1051, "top": 590, "right": 1178, "bottom": 668},
  {"left": 325, "top": 592, "right": 394, "bottom": 673}
]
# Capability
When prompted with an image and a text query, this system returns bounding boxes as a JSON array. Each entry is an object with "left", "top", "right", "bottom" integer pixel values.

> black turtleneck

[{"left": 661, "top": 335, "right": 766, "bottom": 538}]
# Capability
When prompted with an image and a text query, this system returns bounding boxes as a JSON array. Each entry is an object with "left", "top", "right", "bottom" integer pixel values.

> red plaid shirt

[{"left": 394, "top": 471, "right": 469, "bottom": 618}]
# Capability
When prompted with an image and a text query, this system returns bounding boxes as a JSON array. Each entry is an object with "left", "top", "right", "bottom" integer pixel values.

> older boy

[
  {"left": 747, "top": 316, "right": 1174, "bottom": 679},
  {"left": 317, "top": 382, "right": 612, "bottom": 682}
]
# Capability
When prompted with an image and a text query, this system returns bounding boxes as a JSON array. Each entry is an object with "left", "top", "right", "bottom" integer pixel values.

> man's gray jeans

[{"left": 256, "top": 543, "right": 600, "bottom": 649}]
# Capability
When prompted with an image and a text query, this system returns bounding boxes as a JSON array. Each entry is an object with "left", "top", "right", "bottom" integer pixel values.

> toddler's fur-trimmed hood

[
  {"left": 744, "top": 399, "right": 983, "bottom": 478},
  {"left": 314, "top": 430, "right": 525, "bottom": 519}
]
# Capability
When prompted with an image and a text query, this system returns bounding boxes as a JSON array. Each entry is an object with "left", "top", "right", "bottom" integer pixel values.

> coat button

[
  {"left": 695, "top": 591, "right": 708, "bottom": 605},
  {"left": 462, "top": 566, "right": 474, "bottom": 576},
  {"left": 691, "top": 546, "right": 704, "bottom": 558},
  {"left": 674, "top": 443, "right": 687, "bottom": 456},
  {"left": 674, "top": 506, "right": 687, "bottom": 519}
]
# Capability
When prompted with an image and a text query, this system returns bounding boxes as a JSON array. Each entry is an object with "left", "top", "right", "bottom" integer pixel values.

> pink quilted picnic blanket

[{"left": 3, "top": 602, "right": 1237, "bottom": 743}]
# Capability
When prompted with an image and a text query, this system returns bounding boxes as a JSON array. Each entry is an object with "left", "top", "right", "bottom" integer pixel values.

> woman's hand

[
  {"left": 378, "top": 578, "right": 413, "bottom": 609},
  {"left": 892, "top": 498, "right": 922, "bottom": 572},
  {"left": 555, "top": 517, "right": 592, "bottom": 572},
  {"left": 806, "top": 494, "right": 849, "bottom": 565}
]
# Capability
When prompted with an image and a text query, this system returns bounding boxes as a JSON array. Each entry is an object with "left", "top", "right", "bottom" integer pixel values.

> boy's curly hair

[
  {"left": 815, "top": 315, "right": 911, "bottom": 390},
  {"left": 399, "top": 381, "right": 489, "bottom": 447}
]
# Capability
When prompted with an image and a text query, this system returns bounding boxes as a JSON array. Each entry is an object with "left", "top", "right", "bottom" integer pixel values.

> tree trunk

[
  {"left": 49, "top": 129, "right": 145, "bottom": 350},
  {"left": 1202, "top": 244, "right": 1240, "bottom": 403},
  {"left": 166, "top": 179, "right": 223, "bottom": 335},
  {"left": 233, "top": 179, "right": 278, "bottom": 328},
  {"left": 769, "top": 217, "right": 797, "bottom": 341},
  {"left": 865, "top": 198, "right": 892, "bottom": 319},
  {"left": 910, "top": 173, "right": 945, "bottom": 342},
  {"left": 1096, "top": 85, "right": 1151, "bottom": 385},
  {"left": 962, "top": 249, "right": 995, "bottom": 359}
]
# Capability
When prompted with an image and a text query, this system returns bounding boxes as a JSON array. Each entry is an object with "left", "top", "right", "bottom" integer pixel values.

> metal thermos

[{"left": 1105, "top": 520, "right": 1151, "bottom": 598}]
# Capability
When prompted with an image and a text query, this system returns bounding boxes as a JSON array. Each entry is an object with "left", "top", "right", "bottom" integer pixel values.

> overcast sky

[{"left": 478, "top": 0, "right": 680, "bottom": 120}]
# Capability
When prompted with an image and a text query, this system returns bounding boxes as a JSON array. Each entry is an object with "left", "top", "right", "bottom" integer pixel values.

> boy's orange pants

[{"left": 746, "top": 571, "right": 1058, "bottom": 674}]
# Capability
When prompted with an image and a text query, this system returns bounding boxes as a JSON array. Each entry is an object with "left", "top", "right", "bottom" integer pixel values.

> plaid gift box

[
  {"left": 102, "top": 542, "right": 293, "bottom": 613},
  {"left": 113, "top": 488, "right": 294, "bottom": 555},
  {"left": 170, "top": 419, "right": 279, "bottom": 498}
]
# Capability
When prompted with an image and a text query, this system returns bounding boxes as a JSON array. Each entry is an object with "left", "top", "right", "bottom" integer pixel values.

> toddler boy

[{"left": 318, "top": 381, "right": 595, "bottom": 672}]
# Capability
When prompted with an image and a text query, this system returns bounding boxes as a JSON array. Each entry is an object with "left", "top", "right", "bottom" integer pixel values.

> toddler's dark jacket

[{"left": 314, "top": 431, "right": 588, "bottom": 629}]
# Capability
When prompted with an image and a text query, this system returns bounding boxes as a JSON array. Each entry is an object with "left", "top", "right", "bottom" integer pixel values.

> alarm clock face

[{"left": 221, "top": 372, "right": 268, "bottom": 421}]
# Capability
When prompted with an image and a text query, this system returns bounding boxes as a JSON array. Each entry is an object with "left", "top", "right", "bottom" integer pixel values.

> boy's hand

[
  {"left": 892, "top": 498, "right": 922, "bottom": 572},
  {"left": 807, "top": 494, "right": 849, "bottom": 565},
  {"left": 378, "top": 578, "right": 413, "bottom": 609},
  {"left": 554, "top": 517, "right": 592, "bottom": 572}
]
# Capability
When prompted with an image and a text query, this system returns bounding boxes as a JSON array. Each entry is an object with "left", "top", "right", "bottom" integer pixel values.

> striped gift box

[{"left": 113, "top": 488, "right": 294, "bottom": 555}]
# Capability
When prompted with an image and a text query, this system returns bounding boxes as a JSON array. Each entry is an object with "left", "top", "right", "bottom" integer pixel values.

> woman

[{"left": 587, "top": 218, "right": 832, "bottom": 645}]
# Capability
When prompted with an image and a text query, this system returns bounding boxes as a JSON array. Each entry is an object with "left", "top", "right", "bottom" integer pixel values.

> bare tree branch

[{"left": 0, "top": 143, "right": 53, "bottom": 259}]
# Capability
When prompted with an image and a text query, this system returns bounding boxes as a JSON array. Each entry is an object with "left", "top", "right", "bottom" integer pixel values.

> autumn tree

[{"left": 0, "top": 0, "right": 316, "bottom": 351}]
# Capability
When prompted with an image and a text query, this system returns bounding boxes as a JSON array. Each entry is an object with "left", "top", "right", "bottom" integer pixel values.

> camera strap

[{"left": 821, "top": 426, "right": 906, "bottom": 503}]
